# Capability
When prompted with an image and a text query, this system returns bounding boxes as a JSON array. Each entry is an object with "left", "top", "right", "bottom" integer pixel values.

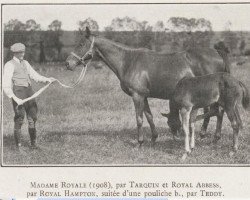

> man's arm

[
  {"left": 3, "top": 62, "right": 15, "bottom": 98},
  {"left": 25, "top": 61, "right": 51, "bottom": 83}
]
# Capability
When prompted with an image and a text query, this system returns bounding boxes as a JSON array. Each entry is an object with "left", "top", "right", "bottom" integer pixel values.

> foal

[{"left": 172, "top": 72, "right": 249, "bottom": 158}]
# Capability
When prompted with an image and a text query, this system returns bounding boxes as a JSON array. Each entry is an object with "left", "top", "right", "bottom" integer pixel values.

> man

[{"left": 3, "top": 43, "right": 56, "bottom": 150}]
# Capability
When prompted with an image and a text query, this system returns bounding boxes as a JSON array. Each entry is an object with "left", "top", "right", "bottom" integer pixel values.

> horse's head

[
  {"left": 214, "top": 41, "right": 230, "bottom": 54},
  {"left": 65, "top": 27, "right": 95, "bottom": 71}
]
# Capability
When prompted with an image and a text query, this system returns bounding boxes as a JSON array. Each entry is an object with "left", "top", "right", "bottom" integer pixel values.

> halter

[{"left": 70, "top": 37, "right": 95, "bottom": 64}]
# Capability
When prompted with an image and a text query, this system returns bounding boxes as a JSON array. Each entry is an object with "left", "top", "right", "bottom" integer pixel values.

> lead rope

[
  {"left": 15, "top": 62, "right": 88, "bottom": 106},
  {"left": 15, "top": 37, "right": 95, "bottom": 106}
]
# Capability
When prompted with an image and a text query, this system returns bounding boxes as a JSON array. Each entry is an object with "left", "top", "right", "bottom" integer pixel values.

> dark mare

[
  {"left": 65, "top": 27, "right": 229, "bottom": 145},
  {"left": 172, "top": 72, "right": 249, "bottom": 159}
]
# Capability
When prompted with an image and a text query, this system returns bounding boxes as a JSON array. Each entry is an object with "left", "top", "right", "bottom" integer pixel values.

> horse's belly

[{"left": 192, "top": 90, "right": 220, "bottom": 108}]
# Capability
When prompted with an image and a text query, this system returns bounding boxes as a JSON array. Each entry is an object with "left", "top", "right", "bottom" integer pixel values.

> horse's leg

[
  {"left": 235, "top": 105, "right": 243, "bottom": 129},
  {"left": 214, "top": 104, "right": 224, "bottom": 143},
  {"left": 180, "top": 107, "right": 192, "bottom": 160},
  {"left": 200, "top": 107, "right": 210, "bottom": 138},
  {"left": 132, "top": 93, "right": 145, "bottom": 146},
  {"left": 225, "top": 107, "right": 240, "bottom": 155},
  {"left": 144, "top": 98, "right": 158, "bottom": 143},
  {"left": 189, "top": 109, "right": 198, "bottom": 150},
  {"left": 169, "top": 100, "right": 181, "bottom": 140}
]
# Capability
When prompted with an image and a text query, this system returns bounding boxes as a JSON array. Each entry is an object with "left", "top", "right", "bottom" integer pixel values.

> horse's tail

[{"left": 239, "top": 81, "right": 250, "bottom": 110}]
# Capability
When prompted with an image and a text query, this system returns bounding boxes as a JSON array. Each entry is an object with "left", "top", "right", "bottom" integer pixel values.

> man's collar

[{"left": 13, "top": 56, "right": 23, "bottom": 63}]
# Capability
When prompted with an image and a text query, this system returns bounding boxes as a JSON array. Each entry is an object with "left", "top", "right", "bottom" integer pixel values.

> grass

[{"left": 2, "top": 60, "right": 250, "bottom": 165}]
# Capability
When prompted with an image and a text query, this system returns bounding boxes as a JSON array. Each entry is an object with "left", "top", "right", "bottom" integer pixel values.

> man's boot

[
  {"left": 14, "top": 129, "right": 21, "bottom": 149},
  {"left": 29, "top": 128, "right": 38, "bottom": 149}
]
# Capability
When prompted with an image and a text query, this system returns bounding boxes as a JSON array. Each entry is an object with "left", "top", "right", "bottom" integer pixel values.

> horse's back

[{"left": 186, "top": 48, "right": 225, "bottom": 76}]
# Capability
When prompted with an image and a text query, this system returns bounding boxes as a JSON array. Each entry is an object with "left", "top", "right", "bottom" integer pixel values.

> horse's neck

[
  {"left": 95, "top": 38, "right": 126, "bottom": 80},
  {"left": 218, "top": 51, "right": 230, "bottom": 73}
]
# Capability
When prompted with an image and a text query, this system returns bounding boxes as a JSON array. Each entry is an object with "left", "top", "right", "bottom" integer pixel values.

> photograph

[{"left": 2, "top": 2, "right": 250, "bottom": 165}]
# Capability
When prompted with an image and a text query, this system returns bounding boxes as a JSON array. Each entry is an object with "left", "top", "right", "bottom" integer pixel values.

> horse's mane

[
  {"left": 98, "top": 37, "right": 186, "bottom": 56},
  {"left": 98, "top": 37, "right": 151, "bottom": 52}
]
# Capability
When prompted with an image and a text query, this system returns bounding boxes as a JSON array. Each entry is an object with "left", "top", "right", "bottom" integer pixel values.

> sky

[{"left": 3, "top": 4, "right": 250, "bottom": 31}]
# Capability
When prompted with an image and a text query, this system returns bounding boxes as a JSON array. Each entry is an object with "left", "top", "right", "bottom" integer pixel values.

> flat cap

[{"left": 10, "top": 43, "right": 25, "bottom": 52}]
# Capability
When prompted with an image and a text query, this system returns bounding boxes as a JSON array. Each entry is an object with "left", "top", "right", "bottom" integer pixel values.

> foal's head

[{"left": 65, "top": 27, "right": 96, "bottom": 71}]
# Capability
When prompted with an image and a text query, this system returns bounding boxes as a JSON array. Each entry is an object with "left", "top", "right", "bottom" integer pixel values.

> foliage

[
  {"left": 221, "top": 31, "right": 239, "bottom": 53},
  {"left": 244, "top": 49, "right": 250, "bottom": 56},
  {"left": 4, "top": 19, "right": 41, "bottom": 31},
  {"left": 47, "top": 20, "right": 64, "bottom": 60},
  {"left": 48, "top": 20, "right": 62, "bottom": 31},
  {"left": 167, "top": 17, "right": 212, "bottom": 32},
  {"left": 239, "top": 40, "right": 246, "bottom": 55},
  {"left": 4, "top": 19, "right": 26, "bottom": 31},
  {"left": 78, "top": 18, "right": 99, "bottom": 31},
  {"left": 104, "top": 16, "right": 152, "bottom": 31},
  {"left": 153, "top": 21, "right": 165, "bottom": 32},
  {"left": 25, "top": 19, "right": 41, "bottom": 31}
]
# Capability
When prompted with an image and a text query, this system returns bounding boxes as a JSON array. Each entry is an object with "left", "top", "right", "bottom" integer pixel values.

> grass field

[{"left": 2, "top": 60, "right": 250, "bottom": 165}]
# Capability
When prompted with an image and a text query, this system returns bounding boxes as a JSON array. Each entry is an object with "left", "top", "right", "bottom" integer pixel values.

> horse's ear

[
  {"left": 85, "top": 26, "right": 91, "bottom": 38},
  {"left": 161, "top": 112, "right": 170, "bottom": 118}
]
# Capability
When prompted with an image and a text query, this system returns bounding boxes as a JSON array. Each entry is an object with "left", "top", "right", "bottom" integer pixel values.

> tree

[
  {"left": 153, "top": 21, "right": 165, "bottom": 32},
  {"left": 167, "top": 17, "right": 213, "bottom": 50},
  {"left": 48, "top": 20, "right": 62, "bottom": 31},
  {"left": 25, "top": 19, "right": 41, "bottom": 31},
  {"left": 47, "top": 20, "right": 63, "bottom": 60},
  {"left": 105, "top": 17, "right": 152, "bottom": 31},
  {"left": 167, "top": 17, "right": 212, "bottom": 32},
  {"left": 78, "top": 18, "right": 99, "bottom": 31},
  {"left": 4, "top": 19, "right": 26, "bottom": 31}
]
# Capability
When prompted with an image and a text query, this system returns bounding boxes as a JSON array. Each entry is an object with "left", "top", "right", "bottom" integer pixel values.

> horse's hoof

[
  {"left": 151, "top": 135, "right": 158, "bottom": 144},
  {"left": 181, "top": 153, "right": 188, "bottom": 161},
  {"left": 150, "top": 140, "right": 156, "bottom": 147}
]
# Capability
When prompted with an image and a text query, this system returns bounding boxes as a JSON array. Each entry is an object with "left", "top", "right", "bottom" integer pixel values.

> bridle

[{"left": 70, "top": 37, "right": 95, "bottom": 65}]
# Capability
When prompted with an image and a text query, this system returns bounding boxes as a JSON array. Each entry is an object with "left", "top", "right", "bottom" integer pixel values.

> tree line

[
  {"left": 4, "top": 17, "right": 213, "bottom": 32},
  {"left": 4, "top": 17, "right": 245, "bottom": 63}
]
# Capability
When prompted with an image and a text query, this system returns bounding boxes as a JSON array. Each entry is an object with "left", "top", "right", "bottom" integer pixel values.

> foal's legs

[
  {"left": 214, "top": 104, "right": 224, "bottom": 143},
  {"left": 190, "top": 109, "right": 198, "bottom": 150},
  {"left": 169, "top": 100, "right": 182, "bottom": 140},
  {"left": 225, "top": 108, "right": 240, "bottom": 153},
  {"left": 144, "top": 98, "right": 158, "bottom": 143},
  {"left": 200, "top": 107, "right": 210, "bottom": 138},
  {"left": 132, "top": 93, "right": 145, "bottom": 145},
  {"left": 180, "top": 107, "right": 192, "bottom": 155},
  {"left": 235, "top": 105, "right": 243, "bottom": 129}
]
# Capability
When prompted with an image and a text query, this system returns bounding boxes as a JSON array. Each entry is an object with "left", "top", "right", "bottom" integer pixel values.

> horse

[
  {"left": 171, "top": 72, "right": 249, "bottom": 159},
  {"left": 162, "top": 41, "right": 231, "bottom": 141},
  {"left": 65, "top": 27, "right": 229, "bottom": 146}
]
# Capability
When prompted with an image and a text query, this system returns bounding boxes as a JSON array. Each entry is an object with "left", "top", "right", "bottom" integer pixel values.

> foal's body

[{"left": 173, "top": 72, "right": 249, "bottom": 157}]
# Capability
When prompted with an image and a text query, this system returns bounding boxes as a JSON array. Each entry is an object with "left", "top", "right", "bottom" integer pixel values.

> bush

[{"left": 244, "top": 49, "right": 250, "bottom": 56}]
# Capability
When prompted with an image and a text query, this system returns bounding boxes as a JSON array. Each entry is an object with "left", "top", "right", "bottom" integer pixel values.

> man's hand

[
  {"left": 47, "top": 77, "right": 57, "bottom": 83},
  {"left": 12, "top": 96, "right": 24, "bottom": 106}
]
